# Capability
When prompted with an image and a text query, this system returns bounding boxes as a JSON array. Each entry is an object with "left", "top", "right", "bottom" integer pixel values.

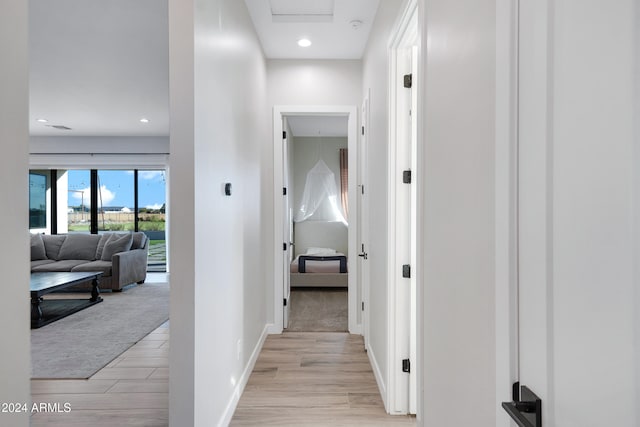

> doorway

[{"left": 272, "top": 105, "right": 359, "bottom": 334}]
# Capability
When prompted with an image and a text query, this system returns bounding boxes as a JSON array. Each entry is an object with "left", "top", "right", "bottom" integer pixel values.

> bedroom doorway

[{"left": 272, "top": 105, "right": 359, "bottom": 334}]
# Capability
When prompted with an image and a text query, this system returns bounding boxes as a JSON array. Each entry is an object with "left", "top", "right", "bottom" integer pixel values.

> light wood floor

[
  {"left": 230, "top": 332, "right": 416, "bottom": 426},
  {"left": 31, "top": 323, "right": 414, "bottom": 426},
  {"left": 30, "top": 321, "right": 169, "bottom": 427}
]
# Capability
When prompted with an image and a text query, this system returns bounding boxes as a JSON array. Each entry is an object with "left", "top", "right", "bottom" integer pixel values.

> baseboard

[
  {"left": 367, "top": 345, "right": 388, "bottom": 412},
  {"left": 266, "top": 322, "right": 281, "bottom": 334},
  {"left": 218, "top": 323, "right": 270, "bottom": 427}
]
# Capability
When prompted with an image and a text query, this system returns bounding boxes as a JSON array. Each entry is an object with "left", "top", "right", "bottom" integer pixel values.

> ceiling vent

[
  {"left": 270, "top": 0, "right": 334, "bottom": 23},
  {"left": 46, "top": 125, "right": 72, "bottom": 130}
]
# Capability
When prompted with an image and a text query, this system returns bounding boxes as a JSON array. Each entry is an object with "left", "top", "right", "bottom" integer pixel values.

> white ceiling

[
  {"left": 244, "top": 0, "right": 380, "bottom": 59},
  {"left": 29, "top": 0, "right": 169, "bottom": 137},
  {"left": 28, "top": 0, "right": 380, "bottom": 138},
  {"left": 287, "top": 116, "right": 348, "bottom": 137}
]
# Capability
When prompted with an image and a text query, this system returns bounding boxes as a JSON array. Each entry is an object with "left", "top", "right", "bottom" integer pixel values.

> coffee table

[{"left": 30, "top": 271, "right": 103, "bottom": 329}]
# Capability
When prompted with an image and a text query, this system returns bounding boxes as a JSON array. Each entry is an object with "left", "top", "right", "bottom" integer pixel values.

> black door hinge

[
  {"left": 361, "top": 185, "right": 365, "bottom": 195},
  {"left": 403, "top": 170, "right": 412, "bottom": 184},
  {"left": 283, "top": 298, "right": 287, "bottom": 306},
  {"left": 362, "top": 301, "right": 365, "bottom": 311},
  {"left": 283, "top": 187, "right": 287, "bottom": 195},
  {"left": 402, "top": 358, "right": 410, "bottom": 373},
  {"left": 404, "top": 74, "right": 412, "bottom": 89},
  {"left": 402, "top": 264, "right": 411, "bottom": 278},
  {"left": 362, "top": 126, "right": 365, "bottom": 135},
  {"left": 283, "top": 131, "right": 287, "bottom": 139},
  {"left": 283, "top": 243, "right": 287, "bottom": 251}
]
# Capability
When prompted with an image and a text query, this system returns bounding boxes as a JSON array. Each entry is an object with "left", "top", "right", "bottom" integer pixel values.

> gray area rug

[
  {"left": 31, "top": 281, "right": 169, "bottom": 379},
  {"left": 287, "top": 288, "right": 348, "bottom": 332}
]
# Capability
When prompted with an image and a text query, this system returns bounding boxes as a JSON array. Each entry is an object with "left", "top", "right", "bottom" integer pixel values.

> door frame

[
  {"left": 271, "top": 105, "right": 360, "bottom": 334},
  {"left": 387, "top": 0, "right": 419, "bottom": 415}
]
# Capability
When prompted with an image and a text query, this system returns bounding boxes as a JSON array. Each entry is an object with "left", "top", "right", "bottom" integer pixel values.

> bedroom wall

[
  {"left": 361, "top": 0, "right": 404, "bottom": 410},
  {"left": 0, "top": 1, "right": 30, "bottom": 426},
  {"left": 292, "top": 136, "right": 348, "bottom": 256},
  {"left": 169, "top": 0, "right": 269, "bottom": 425}
]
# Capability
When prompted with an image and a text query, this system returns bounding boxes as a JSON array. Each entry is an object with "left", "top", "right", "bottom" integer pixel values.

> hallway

[{"left": 230, "top": 332, "right": 415, "bottom": 426}]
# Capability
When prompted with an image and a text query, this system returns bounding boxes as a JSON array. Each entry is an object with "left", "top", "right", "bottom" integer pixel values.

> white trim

[
  {"left": 495, "top": 0, "right": 520, "bottom": 426},
  {"left": 387, "top": 0, "right": 418, "bottom": 415},
  {"left": 218, "top": 324, "right": 270, "bottom": 427},
  {"left": 272, "top": 105, "right": 360, "bottom": 334},
  {"left": 29, "top": 153, "right": 169, "bottom": 170},
  {"left": 367, "top": 343, "right": 388, "bottom": 410}
]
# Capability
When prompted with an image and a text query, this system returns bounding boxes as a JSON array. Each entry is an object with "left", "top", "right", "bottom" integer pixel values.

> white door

[
  {"left": 359, "top": 93, "right": 370, "bottom": 347},
  {"left": 511, "top": 2, "right": 638, "bottom": 426},
  {"left": 282, "top": 119, "right": 292, "bottom": 329}
]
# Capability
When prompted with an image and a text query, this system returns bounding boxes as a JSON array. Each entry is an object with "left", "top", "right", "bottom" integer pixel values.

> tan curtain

[{"left": 339, "top": 148, "right": 348, "bottom": 219}]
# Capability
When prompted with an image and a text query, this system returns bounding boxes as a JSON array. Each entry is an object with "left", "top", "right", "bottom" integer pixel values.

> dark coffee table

[{"left": 30, "top": 271, "right": 103, "bottom": 329}]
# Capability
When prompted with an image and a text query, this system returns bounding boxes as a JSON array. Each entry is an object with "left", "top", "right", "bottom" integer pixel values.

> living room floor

[{"left": 30, "top": 273, "right": 169, "bottom": 427}]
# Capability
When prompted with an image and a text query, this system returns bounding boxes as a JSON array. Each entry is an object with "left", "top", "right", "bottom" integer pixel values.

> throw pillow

[
  {"left": 42, "top": 234, "right": 67, "bottom": 260},
  {"left": 95, "top": 233, "right": 114, "bottom": 260},
  {"left": 30, "top": 234, "right": 47, "bottom": 261},
  {"left": 101, "top": 233, "right": 134, "bottom": 261},
  {"left": 58, "top": 234, "right": 102, "bottom": 260}
]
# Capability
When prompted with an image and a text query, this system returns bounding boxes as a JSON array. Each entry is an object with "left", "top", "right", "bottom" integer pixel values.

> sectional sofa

[{"left": 30, "top": 232, "right": 149, "bottom": 291}]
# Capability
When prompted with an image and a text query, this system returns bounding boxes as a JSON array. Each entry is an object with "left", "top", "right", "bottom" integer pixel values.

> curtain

[{"left": 339, "top": 148, "right": 348, "bottom": 219}]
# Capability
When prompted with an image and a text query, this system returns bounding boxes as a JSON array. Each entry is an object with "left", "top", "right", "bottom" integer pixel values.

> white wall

[
  {"left": 169, "top": 0, "right": 269, "bottom": 425},
  {"left": 419, "top": 0, "right": 497, "bottom": 425},
  {"left": 361, "top": 0, "right": 404, "bottom": 411},
  {"left": 30, "top": 136, "right": 169, "bottom": 154},
  {"left": 267, "top": 59, "right": 362, "bottom": 107},
  {"left": 0, "top": 1, "right": 30, "bottom": 426}
]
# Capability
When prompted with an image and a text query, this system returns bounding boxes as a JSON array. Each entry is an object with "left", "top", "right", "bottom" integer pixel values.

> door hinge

[
  {"left": 403, "top": 73, "right": 412, "bottom": 89},
  {"left": 403, "top": 170, "right": 412, "bottom": 184},
  {"left": 402, "top": 264, "right": 411, "bottom": 278},
  {"left": 362, "top": 126, "right": 365, "bottom": 135},
  {"left": 283, "top": 298, "right": 287, "bottom": 306},
  {"left": 283, "top": 187, "right": 287, "bottom": 196},
  {"left": 283, "top": 131, "right": 287, "bottom": 139},
  {"left": 361, "top": 185, "right": 365, "bottom": 195},
  {"left": 362, "top": 301, "right": 365, "bottom": 311},
  {"left": 402, "top": 358, "right": 410, "bottom": 373},
  {"left": 283, "top": 243, "right": 287, "bottom": 251}
]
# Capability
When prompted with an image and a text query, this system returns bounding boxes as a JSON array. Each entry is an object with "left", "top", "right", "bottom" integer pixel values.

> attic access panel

[{"left": 270, "top": 0, "right": 334, "bottom": 22}]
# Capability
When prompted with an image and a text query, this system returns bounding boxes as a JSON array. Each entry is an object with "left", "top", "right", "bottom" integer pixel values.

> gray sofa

[{"left": 30, "top": 232, "right": 149, "bottom": 291}]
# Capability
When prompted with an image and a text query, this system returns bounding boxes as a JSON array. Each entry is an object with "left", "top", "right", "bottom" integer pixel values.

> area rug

[
  {"left": 31, "top": 281, "right": 169, "bottom": 379},
  {"left": 287, "top": 288, "right": 348, "bottom": 332}
]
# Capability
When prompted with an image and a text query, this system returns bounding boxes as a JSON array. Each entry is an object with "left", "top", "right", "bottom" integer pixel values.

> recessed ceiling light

[
  {"left": 140, "top": 118, "right": 150, "bottom": 123},
  {"left": 297, "top": 38, "right": 312, "bottom": 47},
  {"left": 36, "top": 118, "right": 48, "bottom": 123}
]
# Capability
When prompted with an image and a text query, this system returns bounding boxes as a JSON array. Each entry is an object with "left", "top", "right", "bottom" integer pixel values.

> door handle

[{"left": 358, "top": 252, "right": 368, "bottom": 260}]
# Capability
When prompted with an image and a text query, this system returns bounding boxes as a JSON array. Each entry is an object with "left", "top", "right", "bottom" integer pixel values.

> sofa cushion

[
  {"left": 30, "top": 234, "right": 47, "bottom": 261},
  {"left": 31, "top": 260, "right": 92, "bottom": 272},
  {"left": 131, "top": 232, "right": 148, "bottom": 250},
  {"left": 95, "top": 233, "right": 114, "bottom": 260},
  {"left": 101, "top": 233, "right": 133, "bottom": 261},
  {"left": 30, "top": 259, "right": 56, "bottom": 270},
  {"left": 71, "top": 260, "right": 112, "bottom": 277},
  {"left": 58, "top": 234, "right": 101, "bottom": 260},
  {"left": 43, "top": 235, "right": 67, "bottom": 260}
]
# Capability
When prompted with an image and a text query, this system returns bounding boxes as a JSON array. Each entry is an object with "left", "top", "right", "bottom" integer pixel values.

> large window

[
  {"left": 33, "top": 168, "right": 167, "bottom": 272},
  {"left": 67, "top": 170, "right": 91, "bottom": 233},
  {"left": 29, "top": 172, "right": 47, "bottom": 229}
]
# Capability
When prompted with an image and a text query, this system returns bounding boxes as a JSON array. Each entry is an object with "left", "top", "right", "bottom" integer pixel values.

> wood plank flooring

[
  {"left": 30, "top": 321, "right": 169, "bottom": 427},
  {"left": 230, "top": 332, "right": 416, "bottom": 426},
  {"left": 31, "top": 321, "right": 414, "bottom": 426}
]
